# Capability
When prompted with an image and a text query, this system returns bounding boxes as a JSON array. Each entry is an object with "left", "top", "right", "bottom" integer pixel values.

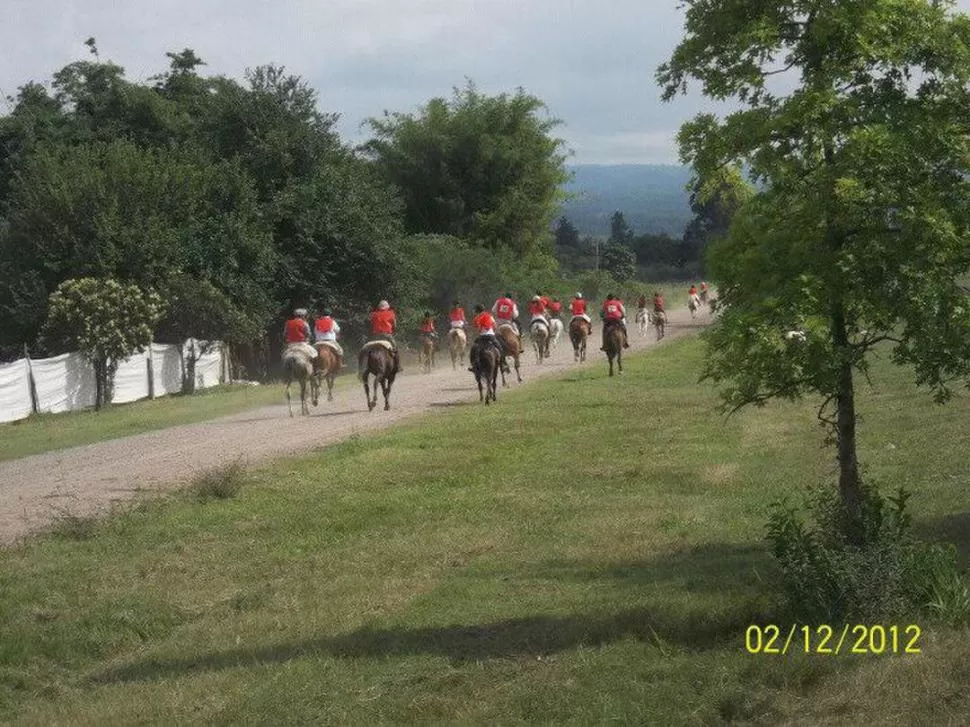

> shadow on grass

[
  {"left": 90, "top": 542, "right": 776, "bottom": 685},
  {"left": 427, "top": 401, "right": 472, "bottom": 408}
]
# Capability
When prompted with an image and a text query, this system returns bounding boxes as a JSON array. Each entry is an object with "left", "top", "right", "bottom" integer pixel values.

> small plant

[
  {"left": 189, "top": 460, "right": 247, "bottom": 502},
  {"left": 45, "top": 505, "right": 100, "bottom": 541},
  {"left": 766, "top": 484, "right": 970, "bottom": 625}
]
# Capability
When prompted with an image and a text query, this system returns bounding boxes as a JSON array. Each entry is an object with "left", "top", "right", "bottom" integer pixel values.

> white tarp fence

[
  {"left": 0, "top": 358, "right": 33, "bottom": 424},
  {"left": 0, "top": 340, "right": 226, "bottom": 424}
]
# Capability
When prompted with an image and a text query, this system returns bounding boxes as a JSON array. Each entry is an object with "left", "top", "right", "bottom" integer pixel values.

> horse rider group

[{"left": 283, "top": 285, "right": 690, "bottom": 377}]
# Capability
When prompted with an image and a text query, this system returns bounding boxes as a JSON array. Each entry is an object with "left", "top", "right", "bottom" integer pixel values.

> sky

[{"left": 4, "top": 1, "right": 970, "bottom": 166}]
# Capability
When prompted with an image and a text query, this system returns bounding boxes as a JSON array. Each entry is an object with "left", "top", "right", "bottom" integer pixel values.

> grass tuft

[{"left": 188, "top": 460, "right": 247, "bottom": 502}]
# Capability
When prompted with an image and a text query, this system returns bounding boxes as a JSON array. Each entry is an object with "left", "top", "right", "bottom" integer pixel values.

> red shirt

[
  {"left": 528, "top": 299, "right": 546, "bottom": 316},
  {"left": 570, "top": 298, "right": 587, "bottom": 316},
  {"left": 549, "top": 301, "right": 562, "bottom": 314},
  {"left": 419, "top": 318, "right": 436, "bottom": 333},
  {"left": 653, "top": 296, "right": 665, "bottom": 311},
  {"left": 448, "top": 307, "right": 466, "bottom": 323},
  {"left": 473, "top": 311, "right": 495, "bottom": 332},
  {"left": 540, "top": 295, "right": 551, "bottom": 309},
  {"left": 494, "top": 297, "right": 516, "bottom": 320},
  {"left": 314, "top": 316, "right": 335, "bottom": 334},
  {"left": 370, "top": 309, "right": 397, "bottom": 335},
  {"left": 284, "top": 318, "right": 309, "bottom": 343},
  {"left": 689, "top": 286, "right": 698, "bottom": 296},
  {"left": 602, "top": 299, "right": 624, "bottom": 320}
]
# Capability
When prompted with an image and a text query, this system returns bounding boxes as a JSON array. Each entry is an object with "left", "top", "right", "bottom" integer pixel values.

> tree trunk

[{"left": 831, "top": 301, "right": 864, "bottom": 543}]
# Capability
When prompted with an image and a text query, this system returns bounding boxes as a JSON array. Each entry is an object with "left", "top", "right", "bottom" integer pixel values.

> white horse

[
  {"left": 688, "top": 294, "right": 701, "bottom": 319},
  {"left": 635, "top": 308, "right": 650, "bottom": 336},
  {"left": 549, "top": 318, "right": 564, "bottom": 349}
]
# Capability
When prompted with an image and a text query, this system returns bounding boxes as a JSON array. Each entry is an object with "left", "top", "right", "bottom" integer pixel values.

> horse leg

[
  {"left": 490, "top": 361, "right": 499, "bottom": 402},
  {"left": 381, "top": 375, "right": 391, "bottom": 410},
  {"left": 514, "top": 355, "right": 522, "bottom": 383},
  {"left": 364, "top": 373, "right": 375, "bottom": 412},
  {"left": 285, "top": 378, "right": 294, "bottom": 417},
  {"left": 327, "top": 372, "right": 335, "bottom": 402}
]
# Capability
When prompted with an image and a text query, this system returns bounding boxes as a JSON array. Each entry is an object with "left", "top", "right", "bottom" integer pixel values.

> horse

[
  {"left": 688, "top": 294, "right": 700, "bottom": 319},
  {"left": 654, "top": 310, "right": 667, "bottom": 340},
  {"left": 568, "top": 317, "right": 591, "bottom": 362},
  {"left": 469, "top": 337, "right": 501, "bottom": 404},
  {"left": 497, "top": 324, "right": 523, "bottom": 386},
  {"left": 530, "top": 319, "right": 550, "bottom": 364},
  {"left": 417, "top": 334, "right": 436, "bottom": 373},
  {"left": 448, "top": 327, "right": 467, "bottom": 370},
  {"left": 313, "top": 343, "right": 341, "bottom": 402},
  {"left": 603, "top": 321, "right": 626, "bottom": 377},
  {"left": 635, "top": 308, "right": 650, "bottom": 336},
  {"left": 549, "top": 317, "right": 564, "bottom": 350},
  {"left": 358, "top": 342, "right": 397, "bottom": 412},
  {"left": 282, "top": 349, "right": 318, "bottom": 416}
]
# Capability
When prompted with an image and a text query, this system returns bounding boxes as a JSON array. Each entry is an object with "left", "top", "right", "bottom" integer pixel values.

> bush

[
  {"left": 190, "top": 461, "right": 247, "bottom": 502},
  {"left": 766, "top": 485, "right": 970, "bottom": 624}
]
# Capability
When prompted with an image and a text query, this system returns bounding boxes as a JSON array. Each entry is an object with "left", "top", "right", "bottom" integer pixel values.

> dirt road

[{"left": 0, "top": 309, "right": 703, "bottom": 545}]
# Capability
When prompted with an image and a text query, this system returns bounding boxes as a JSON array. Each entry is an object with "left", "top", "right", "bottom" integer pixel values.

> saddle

[
  {"left": 316, "top": 341, "right": 343, "bottom": 356},
  {"left": 530, "top": 318, "right": 549, "bottom": 334},
  {"left": 361, "top": 339, "right": 394, "bottom": 353}
]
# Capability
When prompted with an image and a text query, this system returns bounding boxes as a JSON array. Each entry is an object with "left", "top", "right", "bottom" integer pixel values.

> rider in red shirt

[
  {"left": 570, "top": 292, "right": 591, "bottom": 323},
  {"left": 600, "top": 293, "right": 630, "bottom": 349},
  {"left": 448, "top": 300, "right": 467, "bottom": 329},
  {"left": 419, "top": 311, "right": 438, "bottom": 342},
  {"left": 369, "top": 300, "right": 401, "bottom": 372},
  {"left": 283, "top": 308, "right": 318, "bottom": 360},
  {"left": 470, "top": 304, "right": 510, "bottom": 372},
  {"left": 492, "top": 292, "right": 522, "bottom": 345},
  {"left": 549, "top": 298, "right": 563, "bottom": 317},
  {"left": 653, "top": 292, "right": 665, "bottom": 314}
]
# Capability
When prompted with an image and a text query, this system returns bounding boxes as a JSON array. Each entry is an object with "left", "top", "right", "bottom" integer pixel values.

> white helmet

[
  {"left": 377, "top": 300, "right": 390, "bottom": 310},
  {"left": 575, "top": 292, "right": 583, "bottom": 299},
  {"left": 294, "top": 308, "right": 308, "bottom": 317}
]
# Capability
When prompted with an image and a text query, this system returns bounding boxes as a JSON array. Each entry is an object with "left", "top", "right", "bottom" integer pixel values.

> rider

[
  {"left": 653, "top": 291, "right": 666, "bottom": 316},
  {"left": 313, "top": 307, "right": 343, "bottom": 367},
  {"left": 284, "top": 308, "right": 318, "bottom": 360},
  {"left": 528, "top": 294, "right": 551, "bottom": 357},
  {"left": 369, "top": 299, "right": 401, "bottom": 373},
  {"left": 636, "top": 293, "right": 648, "bottom": 311},
  {"left": 492, "top": 291, "right": 522, "bottom": 347},
  {"left": 470, "top": 304, "right": 511, "bottom": 373},
  {"left": 418, "top": 311, "right": 438, "bottom": 345},
  {"left": 688, "top": 283, "right": 700, "bottom": 309},
  {"left": 537, "top": 291, "right": 552, "bottom": 310},
  {"left": 600, "top": 293, "right": 630, "bottom": 349},
  {"left": 699, "top": 281, "right": 709, "bottom": 301},
  {"left": 548, "top": 297, "right": 563, "bottom": 319},
  {"left": 570, "top": 292, "right": 591, "bottom": 326},
  {"left": 448, "top": 300, "right": 467, "bottom": 330}
]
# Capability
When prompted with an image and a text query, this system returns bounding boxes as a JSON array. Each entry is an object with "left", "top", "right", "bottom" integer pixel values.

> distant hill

[{"left": 559, "top": 164, "right": 693, "bottom": 238}]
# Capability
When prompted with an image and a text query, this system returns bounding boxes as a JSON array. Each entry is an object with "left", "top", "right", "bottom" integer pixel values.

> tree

[
  {"left": 608, "top": 210, "right": 633, "bottom": 245},
  {"left": 658, "top": 1, "right": 970, "bottom": 540},
  {"left": 681, "top": 165, "right": 752, "bottom": 272},
  {"left": 40, "top": 278, "right": 163, "bottom": 409},
  {"left": 364, "top": 81, "right": 569, "bottom": 257},
  {"left": 602, "top": 243, "right": 637, "bottom": 283}
]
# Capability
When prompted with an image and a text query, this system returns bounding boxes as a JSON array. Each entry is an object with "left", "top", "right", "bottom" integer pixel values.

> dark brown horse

[
  {"left": 497, "top": 324, "right": 523, "bottom": 386},
  {"left": 469, "top": 337, "right": 500, "bottom": 404},
  {"left": 603, "top": 320, "right": 626, "bottom": 377},
  {"left": 314, "top": 343, "right": 341, "bottom": 402},
  {"left": 358, "top": 343, "right": 397, "bottom": 411},
  {"left": 569, "top": 317, "right": 591, "bottom": 362}
]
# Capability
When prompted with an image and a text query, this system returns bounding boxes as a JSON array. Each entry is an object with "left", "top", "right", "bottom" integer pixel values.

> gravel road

[{"left": 0, "top": 309, "right": 702, "bottom": 545}]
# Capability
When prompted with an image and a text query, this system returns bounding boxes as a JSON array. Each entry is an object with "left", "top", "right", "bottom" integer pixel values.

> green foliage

[
  {"left": 602, "top": 243, "right": 638, "bottom": 283},
  {"left": 40, "top": 278, "right": 164, "bottom": 409},
  {"left": 659, "top": 0, "right": 970, "bottom": 529},
  {"left": 365, "top": 81, "right": 569, "bottom": 256},
  {"left": 766, "top": 486, "right": 970, "bottom": 624},
  {"left": 608, "top": 210, "right": 634, "bottom": 245}
]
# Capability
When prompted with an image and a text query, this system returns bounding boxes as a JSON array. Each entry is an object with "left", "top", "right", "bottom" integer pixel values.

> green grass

[
  {"left": 0, "top": 383, "right": 286, "bottom": 462},
  {"left": 1, "top": 338, "right": 969, "bottom": 724}
]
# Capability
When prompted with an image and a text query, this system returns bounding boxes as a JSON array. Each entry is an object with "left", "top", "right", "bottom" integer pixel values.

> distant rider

[
  {"left": 284, "top": 308, "right": 318, "bottom": 360},
  {"left": 369, "top": 299, "right": 401, "bottom": 373},
  {"left": 600, "top": 293, "right": 630, "bottom": 349}
]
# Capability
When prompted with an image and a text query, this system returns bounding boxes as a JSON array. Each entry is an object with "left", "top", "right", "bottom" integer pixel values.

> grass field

[{"left": 1, "top": 337, "right": 969, "bottom": 724}]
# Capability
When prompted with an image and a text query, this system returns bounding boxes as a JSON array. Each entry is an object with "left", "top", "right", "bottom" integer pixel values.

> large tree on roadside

[
  {"left": 658, "top": 0, "right": 970, "bottom": 541},
  {"left": 364, "top": 81, "right": 569, "bottom": 257}
]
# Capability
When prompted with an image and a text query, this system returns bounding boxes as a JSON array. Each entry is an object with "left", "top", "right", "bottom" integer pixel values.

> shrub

[
  {"left": 766, "top": 485, "right": 970, "bottom": 624},
  {"left": 190, "top": 461, "right": 247, "bottom": 502}
]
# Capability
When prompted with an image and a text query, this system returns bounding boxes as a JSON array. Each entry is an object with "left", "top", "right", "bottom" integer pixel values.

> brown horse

[
  {"left": 497, "top": 324, "right": 523, "bottom": 386},
  {"left": 469, "top": 337, "right": 500, "bottom": 404},
  {"left": 448, "top": 327, "right": 467, "bottom": 370},
  {"left": 603, "top": 321, "right": 626, "bottom": 377},
  {"left": 358, "top": 343, "right": 397, "bottom": 411},
  {"left": 654, "top": 310, "right": 667, "bottom": 340},
  {"left": 569, "top": 317, "right": 591, "bottom": 362},
  {"left": 417, "top": 334, "right": 436, "bottom": 373},
  {"left": 283, "top": 350, "right": 318, "bottom": 416},
  {"left": 313, "top": 343, "right": 341, "bottom": 402},
  {"left": 530, "top": 319, "right": 550, "bottom": 364}
]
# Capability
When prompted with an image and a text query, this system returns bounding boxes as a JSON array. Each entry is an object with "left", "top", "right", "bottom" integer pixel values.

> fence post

[
  {"left": 24, "top": 344, "right": 39, "bottom": 415},
  {"left": 146, "top": 341, "right": 155, "bottom": 399}
]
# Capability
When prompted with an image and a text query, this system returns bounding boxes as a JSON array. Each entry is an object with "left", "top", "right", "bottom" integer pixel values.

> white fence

[{"left": 0, "top": 341, "right": 228, "bottom": 424}]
